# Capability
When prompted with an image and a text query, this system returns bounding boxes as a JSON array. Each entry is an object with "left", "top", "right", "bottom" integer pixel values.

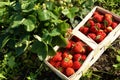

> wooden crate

[{"left": 44, "top": 6, "right": 120, "bottom": 80}]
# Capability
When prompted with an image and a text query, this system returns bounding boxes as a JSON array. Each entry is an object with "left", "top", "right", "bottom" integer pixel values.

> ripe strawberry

[
  {"left": 97, "top": 30, "right": 106, "bottom": 38},
  {"left": 66, "top": 67, "right": 75, "bottom": 76},
  {"left": 95, "top": 34, "right": 105, "bottom": 43},
  {"left": 61, "top": 58, "right": 73, "bottom": 68},
  {"left": 72, "top": 61, "right": 81, "bottom": 70},
  {"left": 93, "top": 11, "right": 99, "bottom": 16},
  {"left": 81, "top": 54, "right": 87, "bottom": 61},
  {"left": 62, "top": 52, "right": 69, "bottom": 59},
  {"left": 57, "top": 67, "right": 64, "bottom": 73},
  {"left": 73, "top": 53, "right": 82, "bottom": 61},
  {"left": 79, "top": 26, "right": 89, "bottom": 35},
  {"left": 72, "top": 41, "right": 84, "bottom": 53},
  {"left": 104, "top": 17, "right": 112, "bottom": 26},
  {"left": 86, "top": 46, "right": 92, "bottom": 53},
  {"left": 52, "top": 52, "right": 62, "bottom": 62},
  {"left": 71, "top": 36, "right": 80, "bottom": 42},
  {"left": 105, "top": 13, "right": 112, "bottom": 19},
  {"left": 54, "top": 61, "right": 61, "bottom": 68},
  {"left": 87, "top": 33, "right": 96, "bottom": 40},
  {"left": 89, "top": 26, "right": 98, "bottom": 33},
  {"left": 86, "top": 19, "right": 95, "bottom": 27},
  {"left": 111, "top": 22, "right": 118, "bottom": 29},
  {"left": 93, "top": 13, "right": 104, "bottom": 22},
  {"left": 95, "top": 23, "right": 101, "bottom": 29},
  {"left": 49, "top": 58, "right": 56, "bottom": 66},
  {"left": 106, "top": 26, "right": 113, "bottom": 32},
  {"left": 66, "top": 40, "right": 72, "bottom": 49}
]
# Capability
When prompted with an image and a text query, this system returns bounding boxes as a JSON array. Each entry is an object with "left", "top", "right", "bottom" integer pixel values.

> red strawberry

[
  {"left": 49, "top": 58, "right": 56, "bottom": 66},
  {"left": 72, "top": 41, "right": 84, "bottom": 53},
  {"left": 66, "top": 40, "right": 72, "bottom": 49},
  {"left": 93, "top": 11, "right": 99, "bottom": 16},
  {"left": 95, "top": 23, "right": 101, "bottom": 29},
  {"left": 104, "top": 17, "right": 112, "bottom": 26},
  {"left": 73, "top": 53, "right": 82, "bottom": 61},
  {"left": 95, "top": 34, "right": 105, "bottom": 43},
  {"left": 66, "top": 67, "right": 75, "bottom": 76},
  {"left": 111, "top": 22, "right": 118, "bottom": 29},
  {"left": 71, "top": 36, "right": 80, "bottom": 42},
  {"left": 72, "top": 61, "right": 81, "bottom": 70},
  {"left": 87, "top": 33, "right": 96, "bottom": 40},
  {"left": 57, "top": 67, "right": 64, "bottom": 73},
  {"left": 89, "top": 26, "right": 98, "bottom": 33},
  {"left": 93, "top": 13, "right": 104, "bottom": 22},
  {"left": 105, "top": 13, "right": 112, "bottom": 19},
  {"left": 54, "top": 61, "right": 61, "bottom": 68},
  {"left": 62, "top": 52, "right": 69, "bottom": 59},
  {"left": 52, "top": 52, "right": 62, "bottom": 62},
  {"left": 86, "top": 19, "right": 95, "bottom": 27},
  {"left": 79, "top": 26, "right": 89, "bottom": 35},
  {"left": 61, "top": 58, "right": 73, "bottom": 68},
  {"left": 86, "top": 46, "right": 92, "bottom": 53},
  {"left": 81, "top": 54, "right": 87, "bottom": 61},
  {"left": 97, "top": 30, "right": 106, "bottom": 38}
]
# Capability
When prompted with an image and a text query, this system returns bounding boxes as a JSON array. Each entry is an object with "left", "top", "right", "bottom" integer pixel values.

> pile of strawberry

[
  {"left": 48, "top": 36, "right": 92, "bottom": 77},
  {"left": 79, "top": 11, "right": 118, "bottom": 43}
]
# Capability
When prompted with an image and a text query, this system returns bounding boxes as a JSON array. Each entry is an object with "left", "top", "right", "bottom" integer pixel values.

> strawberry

[
  {"left": 87, "top": 33, "right": 96, "bottom": 40},
  {"left": 105, "top": 13, "right": 112, "bottom": 19},
  {"left": 71, "top": 36, "right": 80, "bottom": 42},
  {"left": 95, "top": 34, "right": 105, "bottom": 43},
  {"left": 111, "top": 22, "right": 118, "bottom": 29},
  {"left": 66, "top": 40, "right": 72, "bottom": 49},
  {"left": 106, "top": 26, "right": 113, "bottom": 32},
  {"left": 95, "top": 23, "right": 101, "bottom": 29},
  {"left": 81, "top": 54, "right": 87, "bottom": 61},
  {"left": 104, "top": 17, "right": 112, "bottom": 26},
  {"left": 79, "top": 26, "right": 89, "bottom": 35},
  {"left": 73, "top": 53, "right": 82, "bottom": 61},
  {"left": 93, "top": 13, "right": 104, "bottom": 22},
  {"left": 93, "top": 11, "right": 99, "bottom": 16},
  {"left": 54, "top": 61, "right": 61, "bottom": 68},
  {"left": 89, "top": 25, "right": 98, "bottom": 33},
  {"left": 97, "top": 30, "right": 106, "bottom": 38},
  {"left": 52, "top": 52, "right": 62, "bottom": 62},
  {"left": 72, "top": 41, "right": 84, "bottom": 53},
  {"left": 61, "top": 58, "right": 73, "bottom": 68},
  {"left": 57, "top": 67, "right": 64, "bottom": 73},
  {"left": 66, "top": 67, "right": 75, "bottom": 76},
  {"left": 49, "top": 58, "right": 56, "bottom": 66},
  {"left": 86, "top": 19, "right": 95, "bottom": 27},
  {"left": 72, "top": 61, "right": 81, "bottom": 70},
  {"left": 62, "top": 52, "right": 69, "bottom": 59},
  {"left": 86, "top": 46, "right": 92, "bottom": 53}
]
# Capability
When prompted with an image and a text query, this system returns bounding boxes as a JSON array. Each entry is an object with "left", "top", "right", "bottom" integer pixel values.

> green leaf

[
  {"left": 52, "top": 35, "right": 67, "bottom": 47},
  {"left": 69, "top": 7, "right": 79, "bottom": 13},
  {"left": 0, "top": 35, "right": 10, "bottom": 49},
  {"left": 0, "top": 2, "right": 9, "bottom": 7},
  {"left": 62, "top": 8, "right": 70, "bottom": 15},
  {"left": 58, "top": 22, "right": 70, "bottom": 34},
  {"left": 117, "top": 49, "right": 120, "bottom": 55},
  {"left": 50, "top": 29, "right": 60, "bottom": 37},
  {"left": 10, "top": 15, "right": 23, "bottom": 28},
  {"left": 116, "top": 55, "right": 120, "bottom": 62},
  {"left": 38, "top": 9, "right": 50, "bottom": 21},
  {"left": 48, "top": 45, "right": 56, "bottom": 56},
  {"left": 22, "top": 2, "right": 34, "bottom": 12},
  {"left": 31, "top": 41, "right": 48, "bottom": 60},
  {"left": 113, "top": 63, "right": 120, "bottom": 69},
  {"left": 8, "top": 56, "right": 16, "bottom": 69},
  {"left": 0, "top": 74, "right": 6, "bottom": 79},
  {"left": 23, "top": 19, "right": 35, "bottom": 32}
]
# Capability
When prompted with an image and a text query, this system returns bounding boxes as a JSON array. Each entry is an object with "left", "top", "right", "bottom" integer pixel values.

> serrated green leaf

[
  {"left": 31, "top": 41, "right": 48, "bottom": 60},
  {"left": 23, "top": 19, "right": 35, "bottom": 32}
]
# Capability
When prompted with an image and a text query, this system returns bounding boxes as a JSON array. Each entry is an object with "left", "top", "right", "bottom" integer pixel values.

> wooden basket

[{"left": 44, "top": 6, "right": 120, "bottom": 80}]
